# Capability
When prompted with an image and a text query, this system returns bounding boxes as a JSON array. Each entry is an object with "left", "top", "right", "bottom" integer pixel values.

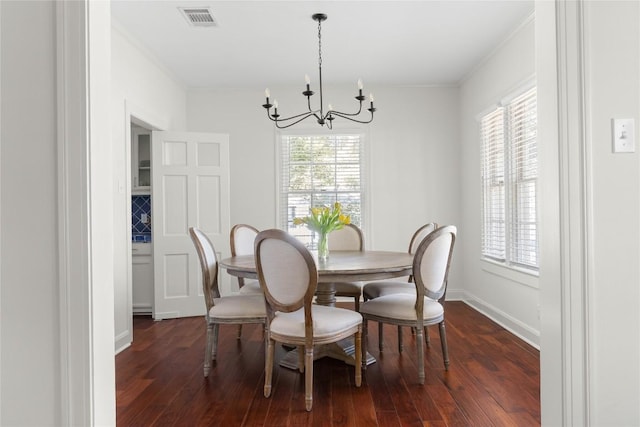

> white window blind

[
  {"left": 279, "top": 133, "right": 364, "bottom": 248},
  {"left": 481, "top": 107, "right": 506, "bottom": 261},
  {"left": 481, "top": 86, "right": 538, "bottom": 271}
]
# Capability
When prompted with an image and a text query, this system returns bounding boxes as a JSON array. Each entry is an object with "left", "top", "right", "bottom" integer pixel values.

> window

[
  {"left": 480, "top": 86, "right": 538, "bottom": 271},
  {"left": 279, "top": 132, "right": 365, "bottom": 248}
]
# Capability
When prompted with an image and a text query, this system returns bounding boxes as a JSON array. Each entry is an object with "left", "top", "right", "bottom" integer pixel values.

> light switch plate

[{"left": 612, "top": 118, "right": 635, "bottom": 153}]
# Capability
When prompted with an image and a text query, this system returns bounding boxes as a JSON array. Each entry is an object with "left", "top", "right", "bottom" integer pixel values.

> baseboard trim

[
  {"left": 114, "top": 330, "right": 131, "bottom": 355},
  {"left": 132, "top": 304, "right": 152, "bottom": 315},
  {"left": 115, "top": 341, "right": 131, "bottom": 355},
  {"left": 446, "top": 289, "right": 540, "bottom": 349}
]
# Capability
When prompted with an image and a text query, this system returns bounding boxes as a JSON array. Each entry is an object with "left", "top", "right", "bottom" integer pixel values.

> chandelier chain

[{"left": 317, "top": 19, "right": 322, "bottom": 68}]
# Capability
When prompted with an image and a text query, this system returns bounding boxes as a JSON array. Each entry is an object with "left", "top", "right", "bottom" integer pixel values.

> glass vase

[{"left": 317, "top": 230, "right": 329, "bottom": 261}]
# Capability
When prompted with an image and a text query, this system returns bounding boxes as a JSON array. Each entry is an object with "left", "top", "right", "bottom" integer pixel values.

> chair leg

[
  {"left": 204, "top": 323, "right": 214, "bottom": 377},
  {"left": 362, "top": 319, "right": 368, "bottom": 371},
  {"left": 236, "top": 324, "right": 242, "bottom": 339},
  {"left": 211, "top": 323, "right": 220, "bottom": 361},
  {"left": 416, "top": 326, "right": 425, "bottom": 384},
  {"left": 424, "top": 326, "right": 431, "bottom": 348},
  {"left": 305, "top": 345, "right": 314, "bottom": 411},
  {"left": 378, "top": 322, "right": 384, "bottom": 351},
  {"left": 355, "top": 327, "right": 362, "bottom": 387},
  {"left": 297, "top": 346, "right": 305, "bottom": 373},
  {"left": 398, "top": 325, "right": 403, "bottom": 353},
  {"left": 439, "top": 320, "right": 450, "bottom": 370},
  {"left": 354, "top": 296, "right": 360, "bottom": 312},
  {"left": 264, "top": 337, "right": 274, "bottom": 397}
]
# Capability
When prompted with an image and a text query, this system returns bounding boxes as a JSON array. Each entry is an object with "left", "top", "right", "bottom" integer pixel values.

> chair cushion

[
  {"left": 359, "top": 294, "right": 443, "bottom": 322},
  {"left": 239, "top": 279, "right": 263, "bottom": 295},
  {"left": 333, "top": 281, "right": 363, "bottom": 296},
  {"left": 362, "top": 280, "right": 415, "bottom": 300},
  {"left": 210, "top": 294, "right": 266, "bottom": 319},
  {"left": 270, "top": 305, "right": 362, "bottom": 339}
]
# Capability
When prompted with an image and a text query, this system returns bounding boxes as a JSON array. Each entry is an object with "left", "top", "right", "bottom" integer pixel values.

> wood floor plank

[
  {"left": 350, "top": 376, "right": 378, "bottom": 427},
  {"left": 265, "top": 361, "right": 299, "bottom": 424},
  {"left": 214, "top": 328, "right": 268, "bottom": 426},
  {"left": 116, "top": 302, "right": 540, "bottom": 426},
  {"left": 330, "top": 363, "right": 357, "bottom": 426}
]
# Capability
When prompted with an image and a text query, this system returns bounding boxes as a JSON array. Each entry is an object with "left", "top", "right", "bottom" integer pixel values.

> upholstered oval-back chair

[
  {"left": 360, "top": 225, "right": 456, "bottom": 384},
  {"left": 255, "top": 229, "right": 362, "bottom": 411},
  {"left": 327, "top": 223, "right": 364, "bottom": 310},
  {"left": 362, "top": 222, "right": 438, "bottom": 351},
  {"left": 189, "top": 227, "right": 266, "bottom": 377}
]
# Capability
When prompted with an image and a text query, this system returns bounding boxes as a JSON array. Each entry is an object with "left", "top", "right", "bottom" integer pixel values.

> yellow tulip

[
  {"left": 339, "top": 214, "right": 351, "bottom": 225},
  {"left": 292, "top": 203, "right": 352, "bottom": 233}
]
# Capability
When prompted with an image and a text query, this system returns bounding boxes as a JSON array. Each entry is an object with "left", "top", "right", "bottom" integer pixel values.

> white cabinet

[
  {"left": 132, "top": 243, "right": 153, "bottom": 315},
  {"left": 132, "top": 127, "right": 151, "bottom": 194}
]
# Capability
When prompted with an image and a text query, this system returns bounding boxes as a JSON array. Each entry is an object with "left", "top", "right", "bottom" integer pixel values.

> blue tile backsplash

[{"left": 132, "top": 195, "right": 152, "bottom": 242}]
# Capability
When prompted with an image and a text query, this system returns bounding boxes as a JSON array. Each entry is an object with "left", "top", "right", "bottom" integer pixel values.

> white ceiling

[{"left": 111, "top": 0, "right": 534, "bottom": 89}]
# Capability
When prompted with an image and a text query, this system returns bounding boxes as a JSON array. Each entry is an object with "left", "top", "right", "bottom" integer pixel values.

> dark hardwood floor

[{"left": 116, "top": 301, "right": 540, "bottom": 426}]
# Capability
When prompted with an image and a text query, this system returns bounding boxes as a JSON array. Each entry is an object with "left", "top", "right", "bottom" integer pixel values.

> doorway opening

[{"left": 130, "top": 122, "right": 154, "bottom": 316}]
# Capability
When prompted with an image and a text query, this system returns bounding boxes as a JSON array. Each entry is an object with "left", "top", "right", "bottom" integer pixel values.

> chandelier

[{"left": 262, "top": 13, "right": 376, "bottom": 129}]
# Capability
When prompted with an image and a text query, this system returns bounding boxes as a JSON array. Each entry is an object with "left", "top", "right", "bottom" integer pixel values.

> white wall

[
  {"left": 458, "top": 17, "right": 539, "bottom": 346},
  {"left": 536, "top": 1, "right": 563, "bottom": 423},
  {"left": 1, "top": 1, "right": 115, "bottom": 424},
  {"left": 0, "top": 2, "right": 60, "bottom": 423},
  {"left": 111, "top": 26, "right": 187, "bottom": 352},
  {"left": 186, "top": 85, "right": 462, "bottom": 287},
  {"left": 584, "top": 1, "right": 639, "bottom": 423},
  {"left": 87, "top": 3, "right": 116, "bottom": 423}
]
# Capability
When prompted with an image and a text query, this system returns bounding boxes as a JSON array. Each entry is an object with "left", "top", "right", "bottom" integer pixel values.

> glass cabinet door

[{"left": 132, "top": 127, "right": 151, "bottom": 193}]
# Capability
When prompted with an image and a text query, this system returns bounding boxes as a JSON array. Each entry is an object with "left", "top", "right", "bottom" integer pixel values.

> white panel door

[{"left": 152, "top": 131, "right": 230, "bottom": 319}]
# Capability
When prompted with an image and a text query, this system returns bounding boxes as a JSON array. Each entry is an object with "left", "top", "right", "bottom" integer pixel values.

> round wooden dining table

[
  {"left": 219, "top": 250, "right": 414, "bottom": 368},
  {"left": 220, "top": 250, "right": 413, "bottom": 305}
]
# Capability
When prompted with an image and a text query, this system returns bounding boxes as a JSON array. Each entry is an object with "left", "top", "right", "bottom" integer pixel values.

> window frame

[
  {"left": 479, "top": 82, "right": 539, "bottom": 274},
  {"left": 275, "top": 129, "right": 370, "bottom": 248}
]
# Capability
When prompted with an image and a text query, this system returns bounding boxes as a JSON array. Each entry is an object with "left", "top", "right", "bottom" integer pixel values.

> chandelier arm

[
  {"left": 329, "top": 111, "right": 374, "bottom": 124},
  {"left": 268, "top": 110, "right": 320, "bottom": 122},
  {"left": 306, "top": 96, "right": 316, "bottom": 115},
  {"left": 273, "top": 113, "right": 317, "bottom": 129},
  {"left": 329, "top": 102, "right": 364, "bottom": 117}
]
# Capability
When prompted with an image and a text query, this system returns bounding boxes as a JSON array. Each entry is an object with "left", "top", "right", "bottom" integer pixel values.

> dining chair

[
  {"left": 189, "top": 227, "right": 266, "bottom": 377},
  {"left": 362, "top": 222, "right": 438, "bottom": 351},
  {"left": 360, "top": 225, "right": 456, "bottom": 385},
  {"left": 255, "top": 229, "right": 362, "bottom": 411},
  {"left": 230, "top": 224, "right": 262, "bottom": 295},
  {"left": 328, "top": 223, "right": 364, "bottom": 310},
  {"left": 230, "top": 224, "right": 263, "bottom": 338}
]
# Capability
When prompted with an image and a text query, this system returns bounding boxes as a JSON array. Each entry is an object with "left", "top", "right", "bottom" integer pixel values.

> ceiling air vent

[{"left": 178, "top": 7, "right": 217, "bottom": 27}]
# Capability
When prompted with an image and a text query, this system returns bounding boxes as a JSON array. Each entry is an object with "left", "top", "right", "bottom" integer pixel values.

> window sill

[{"left": 480, "top": 258, "right": 539, "bottom": 289}]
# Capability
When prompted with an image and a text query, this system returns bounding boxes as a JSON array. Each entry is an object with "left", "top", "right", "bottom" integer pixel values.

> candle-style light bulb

[
  {"left": 358, "top": 79, "right": 363, "bottom": 90},
  {"left": 304, "top": 74, "right": 311, "bottom": 94},
  {"left": 274, "top": 100, "right": 279, "bottom": 109},
  {"left": 265, "top": 88, "right": 270, "bottom": 98},
  {"left": 328, "top": 104, "right": 333, "bottom": 111},
  {"left": 369, "top": 93, "right": 375, "bottom": 102}
]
